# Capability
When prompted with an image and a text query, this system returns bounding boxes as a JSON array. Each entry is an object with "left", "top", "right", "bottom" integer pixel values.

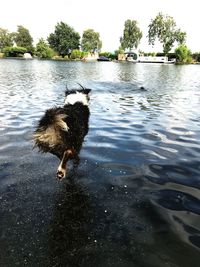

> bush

[
  {"left": 35, "top": 38, "right": 55, "bottom": 59},
  {"left": 99, "top": 52, "right": 117, "bottom": 60},
  {"left": 175, "top": 45, "right": 192, "bottom": 63},
  {"left": 99, "top": 52, "right": 110, "bottom": 57},
  {"left": 70, "top": 49, "right": 82, "bottom": 60},
  {"left": 108, "top": 53, "right": 117, "bottom": 60},
  {"left": 192, "top": 52, "right": 200, "bottom": 62},
  {"left": 36, "top": 47, "right": 55, "bottom": 59},
  {"left": 81, "top": 51, "right": 88, "bottom": 59},
  {"left": 3, "top": 46, "right": 27, "bottom": 57}
]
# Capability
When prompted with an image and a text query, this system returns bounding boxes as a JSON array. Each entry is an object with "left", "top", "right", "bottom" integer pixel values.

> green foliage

[
  {"left": 14, "top": 25, "right": 34, "bottom": 53},
  {"left": 70, "top": 49, "right": 84, "bottom": 60},
  {"left": 99, "top": 52, "right": 110, "bottom": 57},
  {"left": 175, "top": 44, "right": 192, "bottom": 63},
  {"left": 48, "top": 22, "right": 80, "bottom": 57},
  {"left": 3, "top": 46, "right": 27, "bottom": 57},
  {"left": 81, "top": 29, "right": 102, "bottom": 52},
  {"left": 156, "top": 52, "right": 176, "bottom": 61},
  {"left": 99, "top": 52, "right": 116, "bottom": 60},
  {"left": 192, "top": 52, "right": 200, "bottom": 62},
  {"left": 120, "top": 19, "right": 142, "bottom": 51},
  {"left": 142, "top": 52, "right": 156, "bottom": 56},
  {"left": 0, "top": 28, "right": 14, "bottom": 51},
  {"left": 148, "top": 12, "right": 186, "bottom": 55},
  {"left": 107, "top": 53, "right": 116, "bottom": 60},
  {"left": 35, "top": 38, "right": 55, "bottom": 59}
]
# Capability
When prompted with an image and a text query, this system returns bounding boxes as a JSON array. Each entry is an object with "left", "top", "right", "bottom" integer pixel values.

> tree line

[
  {"left": 0, "top": 13, "right": 199, "bottom": 63},
  {"left": 0, "top": 23, "right": 103, "bottom": 60}
]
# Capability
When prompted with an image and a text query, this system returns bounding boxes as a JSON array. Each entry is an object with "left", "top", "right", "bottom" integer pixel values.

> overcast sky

[{"left": 0, "top": 0, "right": 199, "bottom": 52}]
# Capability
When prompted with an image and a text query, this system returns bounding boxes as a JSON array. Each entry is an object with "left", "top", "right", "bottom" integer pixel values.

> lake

[{"left": 0, "top": 59, "right": 200, "bottom": 267}]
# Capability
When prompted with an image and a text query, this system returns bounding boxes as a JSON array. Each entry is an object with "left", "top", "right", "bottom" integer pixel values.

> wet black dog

[{"left": 33, "top": 86, "right": 91, "bottom": 180}]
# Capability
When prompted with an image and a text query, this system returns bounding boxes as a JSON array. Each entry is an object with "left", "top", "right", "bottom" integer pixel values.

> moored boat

[
  {"left": 138, "top": 56, "right": 175, "bottom": 64},
  {"left": 97, "top": 56, "right": 110, "bottom": 61}
]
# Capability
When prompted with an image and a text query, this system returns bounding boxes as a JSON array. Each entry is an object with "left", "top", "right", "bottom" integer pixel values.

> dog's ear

[
  {"left": 77, "top": 83, "right": 85, "bottom": 90},
  {"left": 83, "top": 88, "right": 91, "bottom": 94},
  {"left": 65, "top": 85, "right": 70, "bottom": 96},
  {"left": 77, "top": 83, "right": 91, "bottom": 94},
  {"left": 65, "top": 90, "right": 69, "bottom": 96}
]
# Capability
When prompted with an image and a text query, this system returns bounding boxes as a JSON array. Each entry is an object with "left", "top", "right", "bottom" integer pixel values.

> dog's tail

[{"left": 33, "top": 109, "right": 69, "bottom": 149}]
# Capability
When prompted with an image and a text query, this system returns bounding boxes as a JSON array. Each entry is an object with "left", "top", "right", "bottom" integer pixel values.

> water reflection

[
  {"left": 47, "top": 181, "right": 91, "bottom": 266},
  {"left": 47, "top": 174, "right": 148, "bottom": 267}
]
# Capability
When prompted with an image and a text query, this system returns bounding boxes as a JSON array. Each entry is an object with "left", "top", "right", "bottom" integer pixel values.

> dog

[{"left": 33, "top": 85, "right": 91, "bottom": 180}]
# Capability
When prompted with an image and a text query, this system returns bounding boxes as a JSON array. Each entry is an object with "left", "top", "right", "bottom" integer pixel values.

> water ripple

[{"left": 1, "top": 60, "right": 200, "bottom": 266}]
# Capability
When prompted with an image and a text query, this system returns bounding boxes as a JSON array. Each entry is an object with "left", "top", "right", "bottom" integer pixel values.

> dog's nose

[{"left": 56, "top": 170, "right": 65, "bottom": 180}]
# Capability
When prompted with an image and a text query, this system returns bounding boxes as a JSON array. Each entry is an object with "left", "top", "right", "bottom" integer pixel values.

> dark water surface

[{"left": 0, "top": 59, "right": 200, "bottom": 266}]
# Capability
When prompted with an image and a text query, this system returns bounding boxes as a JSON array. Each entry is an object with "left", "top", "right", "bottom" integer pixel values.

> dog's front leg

[{"left": 56, "top": 148, "right": 76, "bottom": 180}]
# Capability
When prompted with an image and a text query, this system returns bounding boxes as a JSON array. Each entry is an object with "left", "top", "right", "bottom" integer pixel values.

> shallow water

[{"left": 0, "top": 59, "right": 200, "bottom": 266}]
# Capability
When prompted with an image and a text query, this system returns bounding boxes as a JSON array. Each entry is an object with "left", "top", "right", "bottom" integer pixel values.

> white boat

[{"left": 138, "top": 56, "right": 175, "bottom": 64}]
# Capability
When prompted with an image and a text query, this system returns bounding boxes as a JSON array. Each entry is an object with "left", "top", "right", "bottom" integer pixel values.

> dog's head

[{"left": 64, "top": 84, "right": 91, "bottom": 106}]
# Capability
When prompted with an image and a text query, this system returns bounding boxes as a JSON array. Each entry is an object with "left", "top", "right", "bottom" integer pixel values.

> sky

[{"left": 0, "top": 0, "right": 199, "bottom": 53}]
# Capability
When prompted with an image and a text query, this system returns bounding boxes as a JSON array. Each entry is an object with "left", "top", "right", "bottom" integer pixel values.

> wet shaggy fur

[{"left": 33, "top": 88, "right": 91, "bottom": 179}]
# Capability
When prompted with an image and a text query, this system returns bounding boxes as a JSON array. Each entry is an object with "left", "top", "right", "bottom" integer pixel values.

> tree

[
  {"left": 120, "top": 19, "right": 142, "bottom": 51},
  {"left": 14, "top": 25, "right": 34, "bottom": 53},
  {"left": 81, "top": 29, "right": 102, "bottom": 52},
  {"left": 48, "top": 22, "right": 80, "bottom": 57},
  {"left": 35, "top": 38, "right": 55, "bottom": 59},
  {"left": 0, "top": 28, "right": 14, "bottom": 51},
  {"left": 148, "top": 12, "right": 186, "bottom": 55},
  {"left": 175, "top": 44, "right": 192, "bottom": 63}
]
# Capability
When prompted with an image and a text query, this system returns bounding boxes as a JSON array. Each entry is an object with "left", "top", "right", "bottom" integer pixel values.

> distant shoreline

[{"left": 0, "top": 57, "right": 200, "bottom": 65}]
